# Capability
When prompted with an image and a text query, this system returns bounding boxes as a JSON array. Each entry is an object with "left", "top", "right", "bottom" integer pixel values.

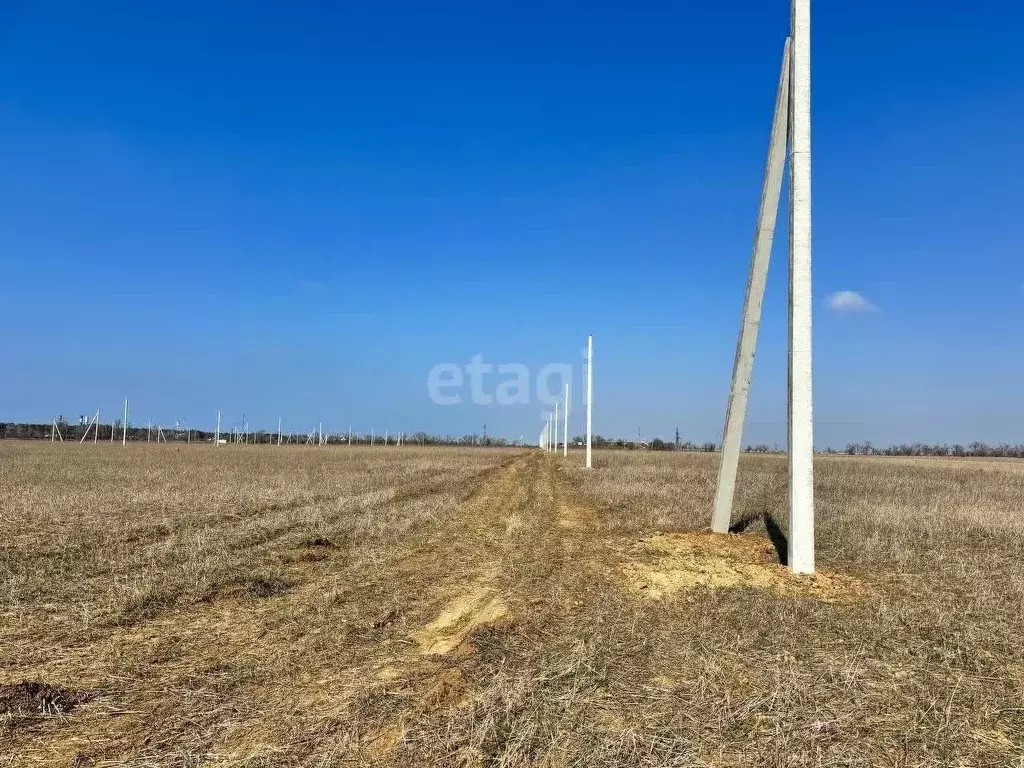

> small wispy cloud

[{"left": 826, "top": 290, "right": 878, "bottom": 313}]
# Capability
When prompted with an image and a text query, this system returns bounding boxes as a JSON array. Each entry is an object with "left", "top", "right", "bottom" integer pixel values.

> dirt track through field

[{"left": 354, "top": 450, "right": 612, "bottom": 759}]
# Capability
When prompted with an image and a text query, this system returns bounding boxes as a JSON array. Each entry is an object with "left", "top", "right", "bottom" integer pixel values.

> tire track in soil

[
  {"left": 359, "top": 451, "right": 615, "bottom": 761},
  {"left": 356, "top": 453, "right": 535, "bottom": 757},
  {"left": 206, "top": 453, "right": 536, "bottom": 764}
]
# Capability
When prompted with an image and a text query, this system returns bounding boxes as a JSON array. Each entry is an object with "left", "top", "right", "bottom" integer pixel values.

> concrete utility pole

[
  {"left": 710, "top": 0, "right": 814, "bottom": 576},
  {"left": 788, "top": 0, "right": 815, "bottom": 575},
  {"left": 563, "top": 383, "right": 569, "bottom": 457},
  {"left": 553, "top": 401, "right": 559, "bottom": 455},
  {"left": 713, "top": 37, "right": 792, "bottom": 534},
  {"left": 585, "top": 335, "right": 593, "bottom": 469}
]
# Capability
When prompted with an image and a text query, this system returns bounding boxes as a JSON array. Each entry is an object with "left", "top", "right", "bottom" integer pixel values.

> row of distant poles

[
  {"left": 48, "top": 400, "right": 418, "bottom": 448},
  {"left": 50, "top": 399, "right": 134, "bottom": 446},
  {"left": 212, "top": 414, "right": 411, "bottom": 447},
  {"left": 539, "top": 335, "right": 594, "bottom": 469}
]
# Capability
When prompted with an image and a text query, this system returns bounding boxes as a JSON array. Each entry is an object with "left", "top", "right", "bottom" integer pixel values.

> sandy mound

[
  {"left": 410, "top": 586, "right": 509, "bottom": 655},
  {"left": 621, "top": 532, "right": 868, "bottom": 601}
]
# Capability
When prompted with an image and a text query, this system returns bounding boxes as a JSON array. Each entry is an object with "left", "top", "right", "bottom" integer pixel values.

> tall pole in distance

[
  {"left": 278, "top": 417, "right": 282, "bottom": 446},
  {"left": 123, "top": 399, "right": 129, "bottom": 446},
  {"left": 585, "top": 335, "right": 593, "bottom": 469},
  {"left": 712, "top": 37, "right": 792, "bottom": 534},
  {"left": 553, "top": 402, "right": 559, "bottom": 453},
  {"left": 215, "top": 410, "right": 221, "bottom": 446},
  {"left": 563, "top": 382, "right": 569, "bottom": 457},
  {"left": 94, "top": 409, "right": 99, "bottom": 444},
  {"left": 788, "top": 0, "right": 815, "bottom": 575}
]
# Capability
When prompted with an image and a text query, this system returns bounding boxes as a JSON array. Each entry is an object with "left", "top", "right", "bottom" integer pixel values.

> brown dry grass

[{"left": 2, "top": 443, "right": 1023, "bottom": 766}]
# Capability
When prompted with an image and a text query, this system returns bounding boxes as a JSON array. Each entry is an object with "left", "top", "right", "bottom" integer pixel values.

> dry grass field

[{"left": 2, "top": 442, "right": 1023, "bottom": 767}]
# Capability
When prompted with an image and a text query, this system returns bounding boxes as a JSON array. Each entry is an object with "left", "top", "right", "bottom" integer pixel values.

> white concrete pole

[
  {"left": 215, "top": 410, "right": 221, "bottom": 445},
  {"left": 278, "top": 417, "right": 282, "bottom": 446},
  {"left": 585, "top": 335, "right": 593, "bottom": 468},
  {"left": 94, "top": 409, "right": 99, "bottom": 444},
  {"left": 563, "top": 383, "right": 569, "bottom": 457},
  {"left": 553, "top": 401, "right": 558, "bottom": 454},
  {"left": 123, "top": 399, "right": 129, "bottom": 446},
  {"left": 712, "top": 37, "right": 792, "bottom": 534},
  {"left": 788, "top": 0, "right": 814, "bottom": 575}
]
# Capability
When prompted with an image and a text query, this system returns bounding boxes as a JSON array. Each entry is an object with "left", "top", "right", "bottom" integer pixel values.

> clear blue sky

[{"left": 2, "top": 1, "right": 1022, "bottom": 446}]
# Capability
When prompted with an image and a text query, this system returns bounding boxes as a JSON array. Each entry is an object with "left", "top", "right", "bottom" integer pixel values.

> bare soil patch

[
  {"left": 620, "top": 531, "right": 871, "bottom": 601},
  {"left": 410, "top": 584, "right": 510, "bottom": 656},
  {"left": 202, "top": 573, "right": 295, "bottom": 601},
  {"left": 0, "top": 681, "right": 94, "bottom": 719}
]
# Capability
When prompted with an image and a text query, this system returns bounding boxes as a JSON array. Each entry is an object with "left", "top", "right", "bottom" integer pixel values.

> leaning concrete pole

[
  {"left": 711, "top": 38, "right": 792, "bottom": 534},
  {"left": 788, "top": 0, "right": 815, "bottom": 574}
]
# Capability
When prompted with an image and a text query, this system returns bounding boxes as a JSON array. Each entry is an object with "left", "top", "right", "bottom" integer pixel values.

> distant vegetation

[
  {"left": 585, "top": 434, "right": 1024, "bottom": 458},
  {"left": 2, "top": 421, "right": 1022, "bottom": 457}
]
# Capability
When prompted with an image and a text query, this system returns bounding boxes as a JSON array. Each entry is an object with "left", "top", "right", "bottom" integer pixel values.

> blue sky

[{"left": 2, "top": 1, "right": 1022, "bottom": 446}]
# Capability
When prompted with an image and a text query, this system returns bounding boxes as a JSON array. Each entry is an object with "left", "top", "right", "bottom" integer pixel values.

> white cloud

[{"left": 826, "top": 290, "right": 878, "bottom": 313}]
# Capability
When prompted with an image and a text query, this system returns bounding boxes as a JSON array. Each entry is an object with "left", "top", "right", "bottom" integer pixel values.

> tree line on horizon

[{"left": 2, "top": 421, "right": 1022, "bottom": 458}]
